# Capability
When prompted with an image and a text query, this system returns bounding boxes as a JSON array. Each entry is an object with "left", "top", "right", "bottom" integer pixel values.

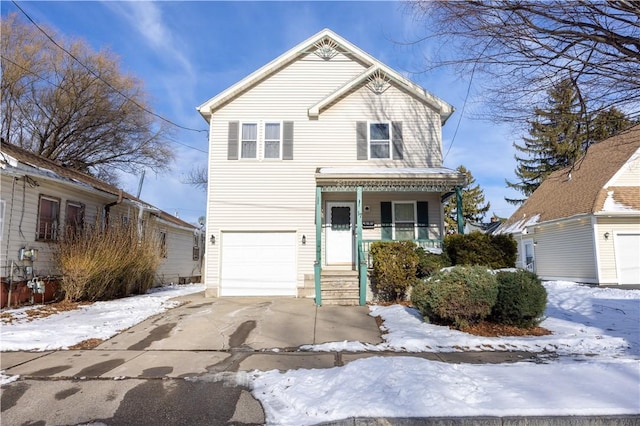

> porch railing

[{"left": 360, "top": 239, "right": 443, "bottom": 269}]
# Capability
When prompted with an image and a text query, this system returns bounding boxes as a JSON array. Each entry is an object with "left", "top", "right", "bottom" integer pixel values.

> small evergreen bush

[
  {"left": 55, "top": 221, "right": 161, "bottom": 302},
  {"left": 415, "top": 247, "right": 451, "bottom": 279},
  {"left": 410, "top": 265, "right": 498, "bottom": 328},
  {"left": 490, "top": 270, "right": 547, "bottom": 328},
  {"left": 444, "top": 232, "right": 516, "bottom": 269},
  {"left": 369, "top": 241, "right": 419, "bottom": 303}
]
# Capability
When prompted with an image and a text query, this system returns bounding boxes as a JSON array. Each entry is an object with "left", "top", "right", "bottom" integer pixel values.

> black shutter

[
  {"left": 356, "top": 121, "right": 368, "bottom": 160},
  {"left": 228, "top": 121, "right": 239, "bottom": 160},
  {"left": 392, "top": 121, "right": 403, "bottom": 160},
  {"left": 381, "top": 201, "right": 392, "bottom": 240},
  {"left": 417, "top": 201, "right": 429, "bottom": 239},
  {"left": 283, "top": 121, "right": 294, "bottom": 160}
]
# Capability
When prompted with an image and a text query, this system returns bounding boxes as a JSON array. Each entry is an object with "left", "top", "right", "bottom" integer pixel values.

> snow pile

[{"left": 251, "top": 357, "right": 640, "bottom": 425}]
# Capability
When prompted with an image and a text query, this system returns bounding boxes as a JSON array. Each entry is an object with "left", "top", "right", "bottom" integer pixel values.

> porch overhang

[
  {"left": 313, "top": 167, "right": 467, "bottom": 307},
  {"left": 315, "top": 167, "right": 466, "bottom": 192}
]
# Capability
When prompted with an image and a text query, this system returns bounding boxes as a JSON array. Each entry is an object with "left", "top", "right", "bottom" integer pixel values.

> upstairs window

[
  {"left": 37, "top": 195, "right": 60, "bottom": 241},
  {"left": 241, "top": 123, "right": 257, "bottom": 159},
  {"left": 369, "top": 122, "right": 391, "bottom": 159},
  {"left": 264, "top": 122, "right": 282, "bottom": 159},
  {"left": 65, "top": 201, "right": 85, "bottom": 235}
]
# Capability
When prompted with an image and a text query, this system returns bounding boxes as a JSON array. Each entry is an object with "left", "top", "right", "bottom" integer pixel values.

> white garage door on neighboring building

[
  {"left": 220, "top": 232, "right": 297, "bottom": 296},
  {"left": 616, "top": 233, "right": 640, "bottom": 285}
]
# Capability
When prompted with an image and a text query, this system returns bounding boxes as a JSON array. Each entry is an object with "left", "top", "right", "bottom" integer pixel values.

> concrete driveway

[
  {"left": 97, "top": 293, "right": 383, "bottom": 351},
  {"left": 1, "top": 293, "right": 383, "bottom": 425}
]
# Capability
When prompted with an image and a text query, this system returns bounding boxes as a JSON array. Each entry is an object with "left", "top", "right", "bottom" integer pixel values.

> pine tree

[
  {"left": 505, "top": 79, "right": 632, "bottom": 205},
  {"left": 505, "top": 79, "right": 584, "bottom": 205},
  {"left": 444, "top": 166, "right": 490, "bottom": 233}
]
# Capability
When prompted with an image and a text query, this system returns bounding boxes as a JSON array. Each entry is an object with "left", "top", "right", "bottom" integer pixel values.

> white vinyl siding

[
  {"left": 1, "top": 173, "right": 201, "bottom": 285},
  {"left": 204, "top": 51, "right": 445, "bottom": 295}
]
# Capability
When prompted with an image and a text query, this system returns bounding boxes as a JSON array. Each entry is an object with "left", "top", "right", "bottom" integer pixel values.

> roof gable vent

[
  {"left": 366, "top": 69, "right": 391, "bottom": 94},
  {"left": 314, "top": 38, "right": 339, "bottom": 60}
]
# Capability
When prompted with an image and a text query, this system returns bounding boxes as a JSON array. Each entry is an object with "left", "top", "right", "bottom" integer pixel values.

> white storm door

[
  {"left": 326, "top": 202, "right": 355, "bottom": 265},
  {"left": 523, "top": 239, "right": 535, "bottom": 272}
]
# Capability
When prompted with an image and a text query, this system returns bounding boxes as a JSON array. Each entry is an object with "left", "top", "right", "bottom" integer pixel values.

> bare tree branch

[
  {"left": 408, "top": 1, "right": 640, "bottom": 123},
  {"left": 1, "top": 13, "right": 174, "bottom": 184}
]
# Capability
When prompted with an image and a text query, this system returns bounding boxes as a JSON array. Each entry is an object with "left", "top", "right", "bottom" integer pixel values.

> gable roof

[
  {"left": 498, "top": 124, "right": 640, "bottom": 234},
  {"left": 196, "top": 28, "right": 454, "bottom": 123},
  {"left": 0, "top": 142, "right": 196, "bottom": 230}
]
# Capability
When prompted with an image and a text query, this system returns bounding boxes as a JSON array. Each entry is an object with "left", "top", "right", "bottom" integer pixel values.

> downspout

[
  {"left": 314, "top": 186, "right": 322, "bottom": 306},
  {"left": 356, "top": 186, "right": 365, "bottom": 306},
  {"left": 456, "top": 186, "right": 464, "bottom": 234},
  {"left": 103, "top": 189, "right": 123, "bottom": 226}
]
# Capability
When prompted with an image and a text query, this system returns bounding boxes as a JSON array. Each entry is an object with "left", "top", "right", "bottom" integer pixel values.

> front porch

[{"left": 313, "top": 167, "right": 466, "bottom": 306}]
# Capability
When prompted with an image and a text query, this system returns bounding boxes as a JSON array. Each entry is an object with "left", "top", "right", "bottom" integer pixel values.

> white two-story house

[{"left": 197, "top": 29, "right": 465, "bottom": 305}]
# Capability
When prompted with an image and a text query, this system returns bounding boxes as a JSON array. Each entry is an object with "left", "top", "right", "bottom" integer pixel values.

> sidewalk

[{"left": 1, "top": 293, "right": 633, "bottom": 425}]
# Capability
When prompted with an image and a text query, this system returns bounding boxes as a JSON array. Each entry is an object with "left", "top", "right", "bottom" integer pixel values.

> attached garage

[
  {"left": 220, "top": 232, "right": 297, "bottom": 296},
  {"left": 615, "top": 233, "right": 640, "bottom": 285}
]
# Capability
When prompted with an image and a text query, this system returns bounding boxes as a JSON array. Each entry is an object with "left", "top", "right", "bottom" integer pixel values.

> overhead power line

[{"left": 10, "top": 0, "right": 209, "bottom": 154}]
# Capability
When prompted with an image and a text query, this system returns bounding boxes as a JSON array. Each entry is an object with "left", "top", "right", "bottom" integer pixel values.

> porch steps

[{"left": 320, "top": 270, "right": 360, "bottom": 306}]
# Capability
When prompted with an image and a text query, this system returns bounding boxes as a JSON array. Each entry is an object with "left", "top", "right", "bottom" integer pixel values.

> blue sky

[{"left": 2, "top": 1, "right": 522, "bottom": 225}]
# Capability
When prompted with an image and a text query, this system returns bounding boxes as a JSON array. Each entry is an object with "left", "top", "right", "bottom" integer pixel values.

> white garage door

[
  {"left": 616, "top": 233, "right": 640, "bottom": 285},
  {"left": 220, "top": 232, "right": 297, "bottom": 296}
]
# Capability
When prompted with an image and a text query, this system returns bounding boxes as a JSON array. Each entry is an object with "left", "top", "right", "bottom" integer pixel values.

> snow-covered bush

[{"left": 410, "top": 265, "right": 498, "bottom": 328}]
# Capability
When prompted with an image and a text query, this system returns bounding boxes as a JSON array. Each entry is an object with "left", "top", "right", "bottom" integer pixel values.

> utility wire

[{"left": 11, "top": 0, "right": 210, "bottom": 150}]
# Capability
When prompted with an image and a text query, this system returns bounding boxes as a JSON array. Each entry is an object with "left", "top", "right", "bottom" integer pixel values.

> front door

[{"left": 326, "top": 202, "right": 355, "bottom": 266}]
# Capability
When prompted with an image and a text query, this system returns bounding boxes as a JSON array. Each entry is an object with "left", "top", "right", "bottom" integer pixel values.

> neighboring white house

[
  {"left": 497, "top": 124, "right": 640, "bottom": 286},
  {"left": 1, "top": 142, "right": 203, "bottom": 306},
  {"left": 196, "top": 29, "right": 466, "bottom": 305}
]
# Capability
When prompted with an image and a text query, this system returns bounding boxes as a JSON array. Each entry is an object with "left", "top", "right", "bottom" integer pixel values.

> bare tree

[
  {"left": 408, "top": 1, "right": 640, "bottom": 124},
  {"left": 1, "top": 13, "right": 173, "bottom": 183},
  {"left": 182, "top": 165, "right": 208, "bottom": 191}
]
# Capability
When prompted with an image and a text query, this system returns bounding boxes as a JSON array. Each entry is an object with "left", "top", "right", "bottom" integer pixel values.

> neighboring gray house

[
  {"left": 497, "top": 125, "right": 640, "bottom": 286},
  {"left": 1, "top": 142, "right": 203, "bottom": 306},
  {"left": 197, "top": 29, "right": 465, "bottom": 305}
]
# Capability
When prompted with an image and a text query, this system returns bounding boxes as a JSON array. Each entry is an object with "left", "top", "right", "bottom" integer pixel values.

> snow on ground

[
  {"left": 0, "top": 283, "right": 204, "bottom": 352},
  {"left": 1, "top": 280, "right": 639, "bottom": 423},
  {"left": 256, "top": 281, "right": 640, "bottom": 424},
  {"left": 304, "top": 281, "right": 640, "bottom": 358}
]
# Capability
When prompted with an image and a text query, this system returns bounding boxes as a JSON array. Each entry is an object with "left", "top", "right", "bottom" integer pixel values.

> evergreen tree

[
  {"left": 444, "top": 166, "right": 490, "bottom": 233},
  {"left": 505, "top": 79, "right": 632, "bottom": 205}
]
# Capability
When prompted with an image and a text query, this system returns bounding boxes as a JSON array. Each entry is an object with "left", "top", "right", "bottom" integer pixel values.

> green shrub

[
  {"left": 490, "top": 270, "right": 547, "bottom": 328},
  {"left": 369, "top": 241, "right": 419, "bottom": 303},
  {"left": 444, "top": 232, "right": 517, "bottom": 269},
  {"left": 410, "top": 265, "right": 498, "bottom": 328},
  {"left": 55, "top": 221, "right": 162, "bottom": 302},
  {"left": 415, "top": 247, "right": 451, "bottom": 279},
  {"left": 491, "top": 234, "right": 518, "bottom": 268}
]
